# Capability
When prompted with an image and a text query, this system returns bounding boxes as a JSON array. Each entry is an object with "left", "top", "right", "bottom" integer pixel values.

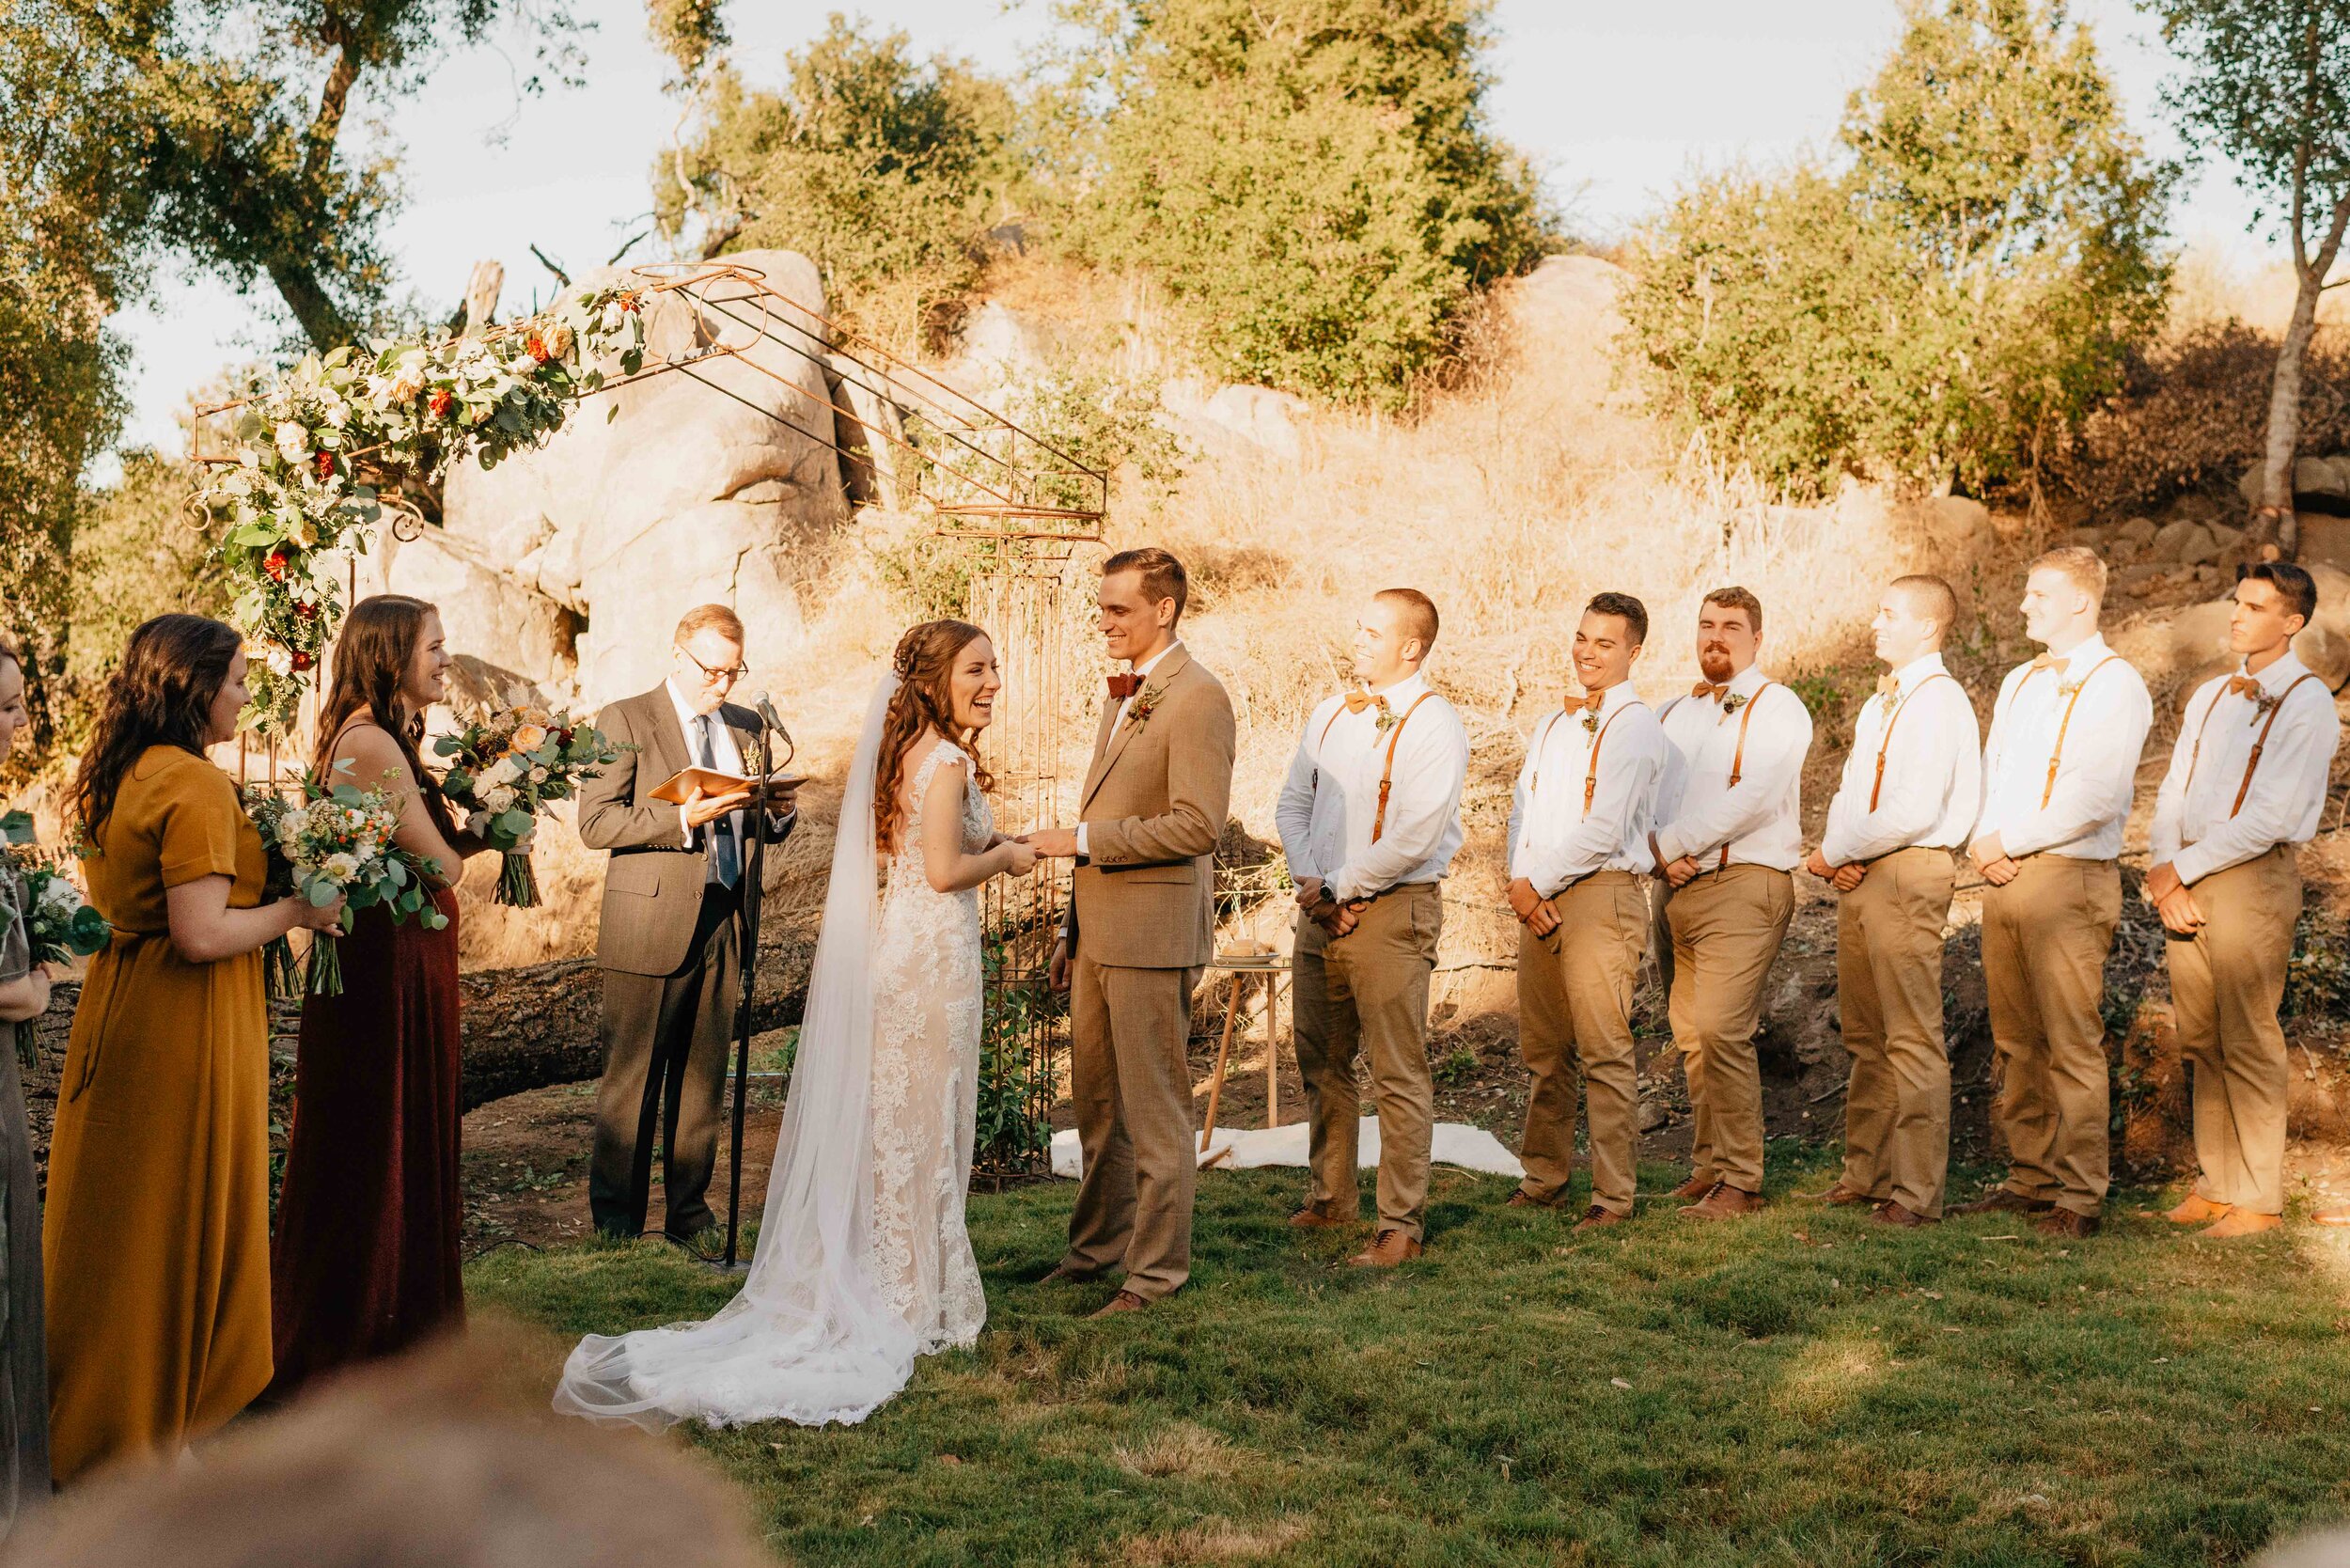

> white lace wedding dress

[{"left": 554, "top": 685, "right": 989, "bottom": 1430}]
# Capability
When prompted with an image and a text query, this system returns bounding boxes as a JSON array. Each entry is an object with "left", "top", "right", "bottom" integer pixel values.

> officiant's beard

[{"left": 1698, "top": 645, "right": 1735, "bottom": 682}]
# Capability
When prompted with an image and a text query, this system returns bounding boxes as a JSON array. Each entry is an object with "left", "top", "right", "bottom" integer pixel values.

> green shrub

[
  {"left": 1057, "top": 0, "right": 1550, "bottom": 407},
  {"left": 1622, "top": 0, "right": 2170, "bottom": 500}
]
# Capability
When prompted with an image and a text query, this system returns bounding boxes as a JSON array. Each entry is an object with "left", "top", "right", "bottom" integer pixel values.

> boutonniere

[
  {"left": 1580, "top": 710, "right": 1600, "bottom": 735},
  {"left": 1123, "top": 682, "right": 1167, "bottom": 730},
  {"left": 1372, "top": 698, "right": 1398, "bottom": 735},
  {"left": 2248, "top": 688, "right": 2283, "bottom": 724},
  {"left": 1720, "top": 691, "right": 1750, "bottom": 717}
]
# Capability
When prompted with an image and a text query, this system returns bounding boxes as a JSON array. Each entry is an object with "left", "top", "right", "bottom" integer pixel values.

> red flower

[
  {"left": 292, "top": 602, "right": 317, "bottom": 621},
  {"left": 314, "top": 451, "right": 336, "bottom": 480},
  {"left": 525, "top": 333, "right": 551, "bottom": 364},
  {"left": 619, "top": 294, "right": 640, "bottom": 314},
  {"left": 290, "top": 651, "right": 315, "bottom": 673},
  {"left": 428, "top": 387, "right": 454, "bottom": 419},
  {"left": 553, "top": 728, "right": 572, "bottom": 749},
  {"left": 263, "top": 549, "right": 290, "bottom": 582}
]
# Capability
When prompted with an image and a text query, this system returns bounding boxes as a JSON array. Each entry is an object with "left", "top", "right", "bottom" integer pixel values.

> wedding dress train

[{"left": 554, "top": 682, "right": 988, "bottom": 1429}]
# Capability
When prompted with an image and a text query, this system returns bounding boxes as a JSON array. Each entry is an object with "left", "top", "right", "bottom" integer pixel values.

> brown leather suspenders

[
  {"left": 1868, "top": 673, "right": 1955, "bottom": 811},
  {"left": 1311, "top": 690, "right": 1436, "bottom": 843},
  {"left": 2183, "top": 671, "right": 2326, "bottom": 820}
]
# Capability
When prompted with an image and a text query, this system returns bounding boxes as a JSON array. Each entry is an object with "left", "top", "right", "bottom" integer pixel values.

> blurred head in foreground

[{"left": 11, "top": 1328, "right": 769, "bottom": 1568}]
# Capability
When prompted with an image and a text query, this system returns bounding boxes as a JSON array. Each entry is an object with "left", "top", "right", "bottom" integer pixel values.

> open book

[{"left": 646, "top": 766, "right": 807, "bottom": 807}]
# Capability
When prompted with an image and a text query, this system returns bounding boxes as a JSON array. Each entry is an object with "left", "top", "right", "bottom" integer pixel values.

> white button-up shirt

[
  {"left": 1821, "top": 652, "right": 1982, "bottom": 866},
  {"left": 1275, "top": 673, "right": 1469, "bottom": 901},
  {"left": 2151, "top": 651, "right": 2341, "bottom": 886},
  {"left": 1653, "top": 665, "right": 1812, "bottom": 871},
  {"left": 1508, "top": 683, "right": 1668, "bottom": 896},
  {"left": 1077, "top": 641, "right": 1183, "bottom": 862},
  {"left": 1976, "top": 634, "right": 2152, "bottom": 862}
]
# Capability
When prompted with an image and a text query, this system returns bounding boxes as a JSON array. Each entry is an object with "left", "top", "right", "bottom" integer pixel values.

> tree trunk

[
  {"left": 2258, "top": 268, "right": 2323, "bottom": 558},
  {"left": 265, "top": 256, "right": 358, "bottom": 353}
]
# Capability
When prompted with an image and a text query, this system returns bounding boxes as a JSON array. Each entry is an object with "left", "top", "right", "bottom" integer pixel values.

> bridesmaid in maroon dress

[{"left": 269, "top": 595, "right": 511, "bottom": 1397}]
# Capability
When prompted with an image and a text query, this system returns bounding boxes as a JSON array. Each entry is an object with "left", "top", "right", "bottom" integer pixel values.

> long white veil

[{"left": 555, "top": 674, "right": 916, "bottom": 1430}]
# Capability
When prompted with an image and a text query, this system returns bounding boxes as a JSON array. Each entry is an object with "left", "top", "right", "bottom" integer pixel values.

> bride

[{"left": 555, "top": 619, "right": 1038, "bottom": 1429}]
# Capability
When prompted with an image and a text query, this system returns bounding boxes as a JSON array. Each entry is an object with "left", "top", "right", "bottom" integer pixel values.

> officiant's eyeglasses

[{"left": 677, "top": 645, "right": 749, "bottom": 687}]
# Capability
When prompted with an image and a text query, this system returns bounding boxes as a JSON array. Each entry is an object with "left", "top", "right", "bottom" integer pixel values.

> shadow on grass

[{"left": 465, "top": 1152, "right": 2350, "bottom": 1568}]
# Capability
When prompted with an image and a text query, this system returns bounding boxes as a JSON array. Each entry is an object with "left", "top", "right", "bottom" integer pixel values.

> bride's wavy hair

[{"left": 874, "top": 619, "right": 995, "bottom": 856}]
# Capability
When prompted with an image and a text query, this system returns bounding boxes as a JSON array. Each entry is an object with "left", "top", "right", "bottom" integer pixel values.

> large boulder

[
  {"left": 368, "top": 249, "right": 851, "bottom": 706},
  {"left": 2117, "top": 561, "right": 2350, "bottom": 694}
]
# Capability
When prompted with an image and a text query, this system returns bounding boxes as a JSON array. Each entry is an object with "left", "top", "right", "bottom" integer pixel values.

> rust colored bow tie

[
  {"left": 1876, "top": 674, "right": 1899, "bottom": 698},
  {"left": 1691, "top": 682, "right": 1727, "bottom": 701},
  {"left": 1342, "top": 688, "right": 1390, "bottom": 716},
  {"left": 2224, "top": 674, "right": 2263, "bottom": 700},
  {"left": 1107, "top": 673, "right": 1142, "bottom": 699},
  {"left": 1566, "top": 690, "right": 1604, "bottom": 714},
  {"left": 2029, "top": 653, "right": 2060, "bottom": 673}
]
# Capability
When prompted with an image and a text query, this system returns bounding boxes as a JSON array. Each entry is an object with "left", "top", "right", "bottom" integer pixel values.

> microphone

[{"left": 751, "top": 690, "right": 790, "bottom": 745}]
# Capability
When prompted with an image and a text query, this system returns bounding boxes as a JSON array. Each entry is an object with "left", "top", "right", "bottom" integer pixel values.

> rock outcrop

[{"left": 364, "top": 250, "right": 850, "bottom": 708}]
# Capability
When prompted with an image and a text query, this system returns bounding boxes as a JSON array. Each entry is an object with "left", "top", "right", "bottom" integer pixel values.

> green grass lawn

[{"left": 467, "top": 1148, "right": 2350, "bottom": 1567}]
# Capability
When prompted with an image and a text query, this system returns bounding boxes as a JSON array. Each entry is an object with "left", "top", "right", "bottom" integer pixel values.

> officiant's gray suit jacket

[{"left": 578, "top": 687, "right": 791, "bottom": 976}]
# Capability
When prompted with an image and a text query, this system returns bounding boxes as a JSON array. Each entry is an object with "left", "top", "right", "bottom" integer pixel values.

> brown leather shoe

[
  {"left": 1089, "top": 1290, "right": 1151, "bottom": 1318},
  {"left": 1039, "top": 1263, "right": 1101, "bottom": 1285},
  {"left": 1869, "top": 1200, "right": 1935, "bottom": 1228},
  {"left": 2316, "top": 1208, "right": 2350, "bottom": 1227},
  {"left": 1668, "top": 1172, "right": 1718, "bottom": 1200},
  {"left": 1290, "top": 1206, "right": 1352, "bottom": 1230},
  {"left": 2162, "top": 1193, "right": 2232, "bottom": 1226},
  {"left": 1506, "top": 1190, "right": 1557, "bottom": 1210},
  {"left": 2033, "top": 1209, "right": 2101, "bottom": 1240},
  {"left": 1949, "top": 1188, "right": 2055, "bottom": 1216},
  {"left": 1348, "top": 1229, "right": 1424, "bottom": 1267},
  {"left": 1572, "top": 1204, "right": 1628, "bottom": 1232},
  {"left": 2201, "top": 1209, "right": 2281, "bottom": 1239},
  {"left": 1680, "top": 1182, "right": 1765, "bottom": 1220},
  {"left": 1803, "top": 1182, "right": 1875, "bottom": 1207}
]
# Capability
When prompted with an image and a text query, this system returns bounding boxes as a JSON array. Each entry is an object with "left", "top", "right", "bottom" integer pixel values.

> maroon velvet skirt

[{"left": 268, "top": 886, "right": 463, "bottom": 1398}]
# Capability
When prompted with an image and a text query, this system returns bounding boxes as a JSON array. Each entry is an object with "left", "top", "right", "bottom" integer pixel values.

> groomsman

[
  {"left": 1506, "top": 593, "right": 1668, "bottom": 1229},
  {"left": 1805, "top": 575, "right": 1981, "bottom": 1226},
  {"left": 1956, "top": 546, "right": 2151, "bottom": 1238},
  {"left": 1275, "top": 588, "right": 1470, "bottom": 1265},
  {"left": 1652, "top": 588, "right": 1813, "bottom": 1219},
  {"left": 2148, "top": 563, "right": 2340, "bottom": 1239}
]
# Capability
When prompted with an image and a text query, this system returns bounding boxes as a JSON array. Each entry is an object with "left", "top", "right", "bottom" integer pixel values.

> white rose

[
  {"left": 600, "top": 301, "right": 626, "bottom": 334},
  {"left": 264, "top": 645, "right": 293, "bottom": 678},
  {"left": 323, "top": 852, "right": 361, "bottom": 883},
  {"left": 274, "top": 421, "right": 309, "bottom": 463},
  {"left": 277, "top": 809, "right": 306, "bottom": 843},
  {"left": 529, "top": 766, "right": 548, "bottom": 784},
  {"left": 37, "top": 879, "right": 78, "bottom": 915},
  {"left": 483, "top": 785, "right": 517, "bottom": 814}
]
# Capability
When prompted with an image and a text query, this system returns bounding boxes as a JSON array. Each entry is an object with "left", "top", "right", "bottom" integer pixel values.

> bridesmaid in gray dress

[{"left": 0, "top": 644, "right": 53, "bottom": 1529}]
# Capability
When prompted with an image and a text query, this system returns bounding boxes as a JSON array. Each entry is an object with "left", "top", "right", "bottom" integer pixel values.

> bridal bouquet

[
  {"left": 240, "top": 787, "right": 307, "bottom": 1002},
  {"left": 1, "top": 812, "right": 110, "bottom": 1068},
  {"left": 433, "top": 705, "right": 621, "bottom": 907},
  {"left": 269, "top": 771, "right": 449, "bottom": 996}
]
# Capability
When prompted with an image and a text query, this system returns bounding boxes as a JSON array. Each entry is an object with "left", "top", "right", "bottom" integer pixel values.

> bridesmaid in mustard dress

[{"left": 43, "top": 616, "right": 343, "bottom": 1483}]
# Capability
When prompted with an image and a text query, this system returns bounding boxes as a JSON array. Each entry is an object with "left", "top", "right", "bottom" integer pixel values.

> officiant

[{"left": 578, "top": 604, "right": 798, "bottom": 1243}]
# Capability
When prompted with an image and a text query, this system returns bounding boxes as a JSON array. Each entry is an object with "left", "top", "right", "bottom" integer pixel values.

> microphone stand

[{"left": 717, "top": 710, "right": 774, "bottom": 1275}]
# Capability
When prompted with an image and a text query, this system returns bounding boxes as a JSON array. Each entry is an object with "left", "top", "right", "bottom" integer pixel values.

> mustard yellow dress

[{"left": 44, "top": 745, "right": 273, "bottom": 1482}]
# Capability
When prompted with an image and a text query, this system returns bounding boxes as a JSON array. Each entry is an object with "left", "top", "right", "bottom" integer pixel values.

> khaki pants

[
  {"left": 1835, "top": 846, "right": 1956, "bottom": 1216},
  {"left": 1982, "top": 855, "right": 2121, "bottom": 1217},
  {"left": 2170, "top": 843, "right": 2300, "bottom": 1217},
  {"left": 1063, "top": 954, "right": 1205, "bottom": 1299},
  {"left": 1664, "top": 864, "right": 1794, "bottom": 1195},
  {"left": 1515, "top": 872, "right": 1651, "bottom": 1214},
  {"left": 1292, "top": 883, "right": 1442, "bottom": 1239}
]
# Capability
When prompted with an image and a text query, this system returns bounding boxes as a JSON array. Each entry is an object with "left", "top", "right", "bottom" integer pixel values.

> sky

[{"left": 111, "top": 0, "right": 2278, "bottom": 453}]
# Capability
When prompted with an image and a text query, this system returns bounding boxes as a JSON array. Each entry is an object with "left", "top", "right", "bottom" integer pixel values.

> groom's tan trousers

[
  {"left": 1063, "top": 952, "right": 1205, "bottom": 1300},
  {"left": 1292, "top": 883, "right": 1442, "bottom": 1240}
]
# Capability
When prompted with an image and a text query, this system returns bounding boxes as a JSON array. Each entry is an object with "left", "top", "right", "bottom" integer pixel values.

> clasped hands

[
  {"left": 1294, "top": 877, "right": 1361, "bottom": 936},
  {"left": 1803, "top": 849, "right": 1867, "bottom": 893},
  {"left": 1505, "top": 877, "right": 1560, "bottom": 937},
  {"left": 1968, "top": 831, "right": 2022, "bottom": 887},
  {"left": 2143, "top": 860, "right": 2204, "bottom": 935}
]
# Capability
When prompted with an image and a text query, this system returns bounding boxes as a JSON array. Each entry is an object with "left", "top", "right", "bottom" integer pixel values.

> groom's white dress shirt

[
  {"left": 1820, "top": 651, "right": 1982, "bottom": 867},
  {"left": 1076, "top": 640, "right": 1183, "bottom": 862},
  {"left": 1276, "top": 671, "right": 1469, "bottom": 902},
  {"left": 2151, "top": 651, "right": 2340, "bottom": 886},
  {"left": 1975, "top": 634, "right": 2151, "bottom": 863},
  {"left": 1507, "top": 682, "right": 1668, "bottom": 896},
  {"left": 1653, "top": 665, "right": 1813, "bottom": 871}
]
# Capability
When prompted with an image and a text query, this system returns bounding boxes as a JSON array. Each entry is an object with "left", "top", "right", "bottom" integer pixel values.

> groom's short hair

[
  {"left": 1103, "top": 547, "right": 1189, "bottom": 622},
  {"left": 1374, "top": 588, "right": 1439, "bottom": 653}
]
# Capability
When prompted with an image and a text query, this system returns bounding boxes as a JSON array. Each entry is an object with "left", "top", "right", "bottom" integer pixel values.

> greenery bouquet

[
  {"left": 239, "top": 787, "right": 308, "bottom": 1002},
  {"left": 433, "top": 705, "right": 621, "bottom": 907},
  {"left": 0, "top": 812, "right": 111, "bottom": 1069},
  {"left": 268, "top": 770, "right": 448, "bottom": 996}
]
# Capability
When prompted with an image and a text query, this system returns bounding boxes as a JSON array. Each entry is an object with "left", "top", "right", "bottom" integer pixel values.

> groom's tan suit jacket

[{"left": 1068, "top": 644, "right": 1237, "bottom": 969}]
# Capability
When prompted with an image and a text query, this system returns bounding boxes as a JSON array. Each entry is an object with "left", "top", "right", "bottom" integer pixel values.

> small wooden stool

[{"left": 1199, "top": 950, "right": 1291, "bottom": 1153}]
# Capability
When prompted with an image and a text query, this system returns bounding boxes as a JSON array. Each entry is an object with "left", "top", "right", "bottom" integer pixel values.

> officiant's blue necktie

[{"left": 695, "top": 713, "right": 741, "bottom": 889}]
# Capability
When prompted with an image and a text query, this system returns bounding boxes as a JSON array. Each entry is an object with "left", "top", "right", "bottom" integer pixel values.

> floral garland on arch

[{"left": 200, "top": 288, "right": 650, "bottom": 730}]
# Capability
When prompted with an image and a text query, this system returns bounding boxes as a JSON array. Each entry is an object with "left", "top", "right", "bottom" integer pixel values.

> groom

[{"left": 1032, "top": 547, "right": 1236, "bottom": 1317}]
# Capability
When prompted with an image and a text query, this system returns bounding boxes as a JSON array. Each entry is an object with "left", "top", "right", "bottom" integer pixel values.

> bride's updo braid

[{"left": 874, "top": 619, "right": 995, "bottom": 855}]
